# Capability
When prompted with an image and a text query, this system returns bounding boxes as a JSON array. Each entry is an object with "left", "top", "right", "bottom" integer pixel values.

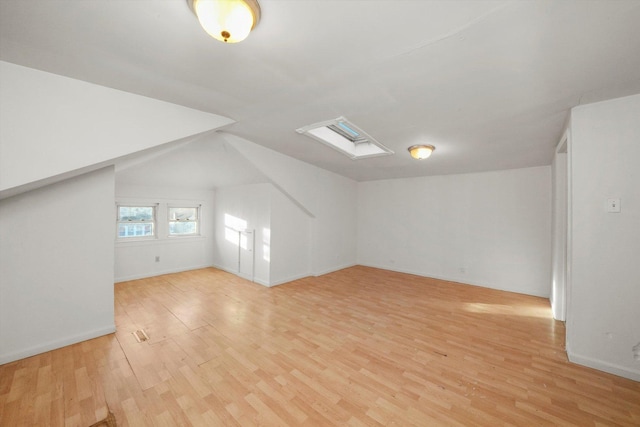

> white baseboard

[
  {"left": 567, "top": 351, "right": 640, "bottom": 382},
  {"left": 357, "top": 262, "right": 478, "bottom": 286},
  {"left": 115, "top": 264, "right": 214, "bottom": 283},
  {"left": 211, "top": 265, "right": 310, "bottom": 287},
  {"left": 0, "top": 325, "right": 116, "bottom": 365},
  {"left": 356, "top": 262, "right": 549, "bottom": 298},
  {"left": 268, "top": 272, "right": 312, "bottom": 287},
  {"left": 253, "top": 277, "right": 271, "bottom": 287},
  {"left": 313, "top": 263, "right": 357, "bottom": 277},
  {"left": 211, "top": 263, "right": 272, "bottom": 287},
  {"left": 210, "top": 263, "right": 237, "bottom": 275},
  {"left": 212, "top": 263, "right": 359, "bottom": 287}
]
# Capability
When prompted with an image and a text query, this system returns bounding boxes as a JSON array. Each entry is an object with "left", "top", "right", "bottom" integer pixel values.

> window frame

[
  {"left": 116, "top": 204, "right": 158, "bottom": 241},
  {"left": 167, "top": 205, "right": 201, "bottom": 237}
]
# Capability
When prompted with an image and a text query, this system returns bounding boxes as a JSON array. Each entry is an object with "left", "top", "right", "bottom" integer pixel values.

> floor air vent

[{"left": 133, "top": 329, "right": 149, "bottom": 342}]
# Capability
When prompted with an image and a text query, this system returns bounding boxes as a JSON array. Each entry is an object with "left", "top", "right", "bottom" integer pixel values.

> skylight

[{"left": 296, "top": 116, "right": 393, "bottom": 160}]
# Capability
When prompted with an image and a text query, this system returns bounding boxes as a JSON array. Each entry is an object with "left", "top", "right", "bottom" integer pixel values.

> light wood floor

[{"left": 1, "top": 266, "right": 639, "bottom": 426}]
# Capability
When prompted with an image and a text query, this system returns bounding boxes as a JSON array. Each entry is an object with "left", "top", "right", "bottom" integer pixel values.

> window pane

[
  {"left": 169, "top": 221, "right": 197, "bottom": 235},
  {"left": 118, "top": 223, "right": 154, "bottom": 237},
  {"left": 118, "top": 206, "right": 153, "bottom": 221},
  {"left": 169, "top": 207, "right": 197, "bottom": 221}
]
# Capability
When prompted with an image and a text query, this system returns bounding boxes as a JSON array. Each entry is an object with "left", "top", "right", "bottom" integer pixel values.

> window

[
  {"left": 117, "top": 206, "right": 156, "bottom": 239},
  {"left": 296, "top": 116, "right": 393, "bottom": 159},
  {"left": 169, "top": 206, "right": 200, "bottom": 236}
]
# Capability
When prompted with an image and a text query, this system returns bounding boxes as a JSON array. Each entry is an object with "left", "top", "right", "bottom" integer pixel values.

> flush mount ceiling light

[
  {"left": 408, "top": 144, "right": 436, "bottom": 160},
  {"left": 187, "top": 0, "right": 261, "bottom": 43},
  {"left": 296, "top": 117, "right": 394, "bottom": 160}
]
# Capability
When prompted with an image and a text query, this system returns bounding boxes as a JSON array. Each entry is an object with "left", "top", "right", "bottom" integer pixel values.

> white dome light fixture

[
  {"left": 187, "top": 0, "right": 261, "bottom": 43},
  {"left": 408, "top": 144, "right": 436, "bottom": 160}
]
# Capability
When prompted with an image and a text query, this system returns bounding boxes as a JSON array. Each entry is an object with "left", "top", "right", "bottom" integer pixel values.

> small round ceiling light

[
  {"left": 187, "top": 0, "right": 261, "bottom": 43},
  {"left": 408, "top": 144, "right": 435, "bottom": 160}
]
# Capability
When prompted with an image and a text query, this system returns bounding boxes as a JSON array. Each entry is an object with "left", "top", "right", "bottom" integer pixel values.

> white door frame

[{"left": 551, "top": 130, "right": 570, "bottom": 322}]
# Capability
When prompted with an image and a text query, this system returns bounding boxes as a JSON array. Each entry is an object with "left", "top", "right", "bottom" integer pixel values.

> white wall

[
  {"left": 114, "top": 184, "right": 216, "bottom": 282},
  {"left": 0, "top": 167, "right": 115, "bottom": 364},
  {"left": 0, "top": 61, "right": 232, "bottom": 195},
  {"left": 308, "top": 171, "right": 359, "bottom": 276},
  {"left": 224, "top": 134, "right": 358, "bottom": 277},
  {"left": 567, "top": 94, "right": 640, "bottom": 381},
  {"left": 358, "top": 166, "right": 552, "bottom": 297},
  {"left": 270, "top": 186, "right": 312, "bottom": 286},
  {"left": 213, "top": 183, "right": 272, "bottom": 285}
]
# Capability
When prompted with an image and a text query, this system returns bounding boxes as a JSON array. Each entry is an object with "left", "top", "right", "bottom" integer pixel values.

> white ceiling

[{"left": 1, "top": 0, "right": 639, "bottom": 182}]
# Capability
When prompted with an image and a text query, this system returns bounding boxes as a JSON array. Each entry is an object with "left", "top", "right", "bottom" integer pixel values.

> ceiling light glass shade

[
  {"left": 189, "top": 0, "right": 261, "bottom": 43},
  {"left": 408, "top": 144, "right": 435, "bottom": 160}
]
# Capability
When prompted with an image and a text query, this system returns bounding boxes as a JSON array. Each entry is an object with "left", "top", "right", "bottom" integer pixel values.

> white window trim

[
  {"left": 167, "top": 205, "right": 201, "bottom": 238},
  {"left": 116, "top": 203, "right": 158, "bottom": 241}
]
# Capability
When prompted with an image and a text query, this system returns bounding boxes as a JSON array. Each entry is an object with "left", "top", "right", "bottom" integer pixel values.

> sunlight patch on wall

[
  {"left": 225, "top": 213, "right": 247, "bottom": 248},
  {"left": 263, "top": 227, "right": 270, "bottom": 262}
]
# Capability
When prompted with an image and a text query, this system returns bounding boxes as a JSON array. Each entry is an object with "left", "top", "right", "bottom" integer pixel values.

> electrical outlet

[
  {"left": 155, "top": 256, "right": 160, "bottom": 262},
  {"left": 606, "top": 198, "right": 621, "bottom": 213},
  {"left": 633, "top": 343, "right": 640, "bottom": 361}
]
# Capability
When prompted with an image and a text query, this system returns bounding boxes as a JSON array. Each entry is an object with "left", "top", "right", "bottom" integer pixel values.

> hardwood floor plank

[{"left": 1, "top": 266, "right": 639, "bottom": 426}]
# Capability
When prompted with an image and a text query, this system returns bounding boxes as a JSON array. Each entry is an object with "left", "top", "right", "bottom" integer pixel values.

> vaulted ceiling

[{"left": 1, "top": 0, "right": 639, "bottom": 181}]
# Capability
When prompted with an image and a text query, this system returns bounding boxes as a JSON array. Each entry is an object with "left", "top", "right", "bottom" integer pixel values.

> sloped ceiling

[
  {"left": 115, "top": 133, "right": 269, "bottom": 190},
  {"left": 0, "top": 61, "right": 234, "bottom": 197},
  {"left": 1, "top": 0, "right": 639, "bottom": 181}
]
